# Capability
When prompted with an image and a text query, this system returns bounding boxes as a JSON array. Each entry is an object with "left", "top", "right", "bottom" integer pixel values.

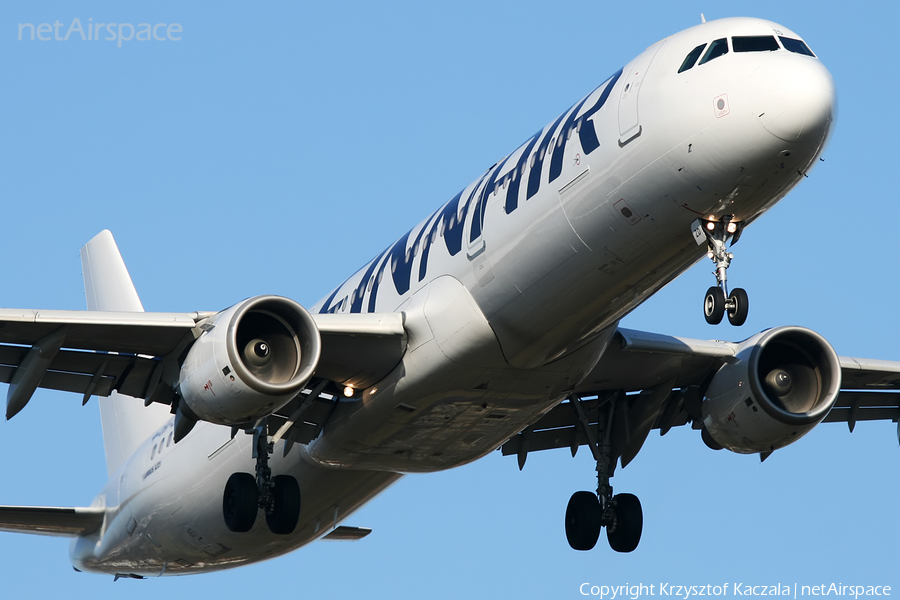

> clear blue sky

[{"left": 1, "top": 1, "right": 898, "bottom": 598}]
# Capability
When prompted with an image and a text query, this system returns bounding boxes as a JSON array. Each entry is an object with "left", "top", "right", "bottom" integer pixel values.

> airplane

[{"left": 1, "top": 15, "right": 897, "bottom": 578}]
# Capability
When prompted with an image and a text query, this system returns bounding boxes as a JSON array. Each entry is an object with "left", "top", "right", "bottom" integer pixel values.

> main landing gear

[
  {"left": 565, "top": 396, "right": 643, "bottom": 553},
  {"left": 698, "top": 216, "right": 748, "bottom": 326},
  {"left": 223, "top": 425, "right": 301, "bottom": 535}
]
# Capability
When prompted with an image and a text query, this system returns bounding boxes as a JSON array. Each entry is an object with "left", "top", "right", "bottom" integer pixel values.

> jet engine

[
  {"left": 701, "top": 326, "right": 841, "bottom": 454},
  {"left": 177, "top": 295, "right": 321, "bottom": 426}
]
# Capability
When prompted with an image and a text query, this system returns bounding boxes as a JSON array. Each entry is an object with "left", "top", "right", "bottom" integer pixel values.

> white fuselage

[{"left": 71, "top": 17, "right": 835, "bottom": 576}]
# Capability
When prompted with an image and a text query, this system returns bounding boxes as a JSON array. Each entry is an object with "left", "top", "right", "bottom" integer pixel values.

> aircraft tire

[
  {"left": 565, "top": 491, "right": 602, "bottom": 551},
  {"left": 704, "top": 287, "right": 725, "bottom": 324},
  {"left": 727, "top": 288, "right": 749, "bottom": 326},
  {"left": 223, "top": 472, "right": 259, "bottom": 533},
  {"left": 266, "top": 475, "right": 301, "bottom": 535},
  {"left": 607, "top": 493, "right": 642, "bottom": 553}
]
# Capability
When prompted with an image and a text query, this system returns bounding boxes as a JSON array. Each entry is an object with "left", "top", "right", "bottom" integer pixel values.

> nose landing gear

[{"left": 696, "top": 217, "right": 748, "bottom": 326}]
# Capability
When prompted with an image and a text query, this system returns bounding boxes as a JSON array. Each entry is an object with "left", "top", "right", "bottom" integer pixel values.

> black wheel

[
  {"left": 223, "top": 472, "right": 258, "bottom": 533},
  {"left": 565, "top": 491, "right": 602, "bottom": 551},
  {"left": 727, "top": 288, "right": 749, "bottom": 326},
  {"left": 266, "top": 475, "right": 301, "bottom": 535},
  {"left": 607, "top": 493, "right": 642, "bottom": 553},
  {"left": 703, "top": 286, "right": 725, "bottom": 325}
]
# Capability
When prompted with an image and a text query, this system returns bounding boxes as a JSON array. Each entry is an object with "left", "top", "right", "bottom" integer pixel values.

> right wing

[{"left": 0, "top": 309, "right": 407, "bottom": 417}]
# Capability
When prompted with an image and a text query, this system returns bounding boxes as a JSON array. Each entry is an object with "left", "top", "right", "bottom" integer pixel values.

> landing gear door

[{"left": 617, "top": 41, "right": 665, "bottom": 146}]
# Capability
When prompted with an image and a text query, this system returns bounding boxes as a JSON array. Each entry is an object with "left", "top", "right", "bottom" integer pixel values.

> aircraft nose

[{"left": 749, "top": 55, "right": 835, "bottom": 143}]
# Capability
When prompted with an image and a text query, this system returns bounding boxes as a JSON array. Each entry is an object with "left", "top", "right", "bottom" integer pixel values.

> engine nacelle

[
  {"left": 702, "top": 326, "right": 841, "bottom": 454},
  {"left": 178, "top": 295, "right": 321, "bottom": 425}
]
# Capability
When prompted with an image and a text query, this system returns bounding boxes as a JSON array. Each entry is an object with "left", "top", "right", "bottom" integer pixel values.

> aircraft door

[
  {"left": 465, "top": 179, "right": 488, "bottom": 259},
  {"left": 617, "top": 41, "right": 665, "bottom": 146},
  {"left": 464, "top": 179, "right": 495, "bottom": 286}
]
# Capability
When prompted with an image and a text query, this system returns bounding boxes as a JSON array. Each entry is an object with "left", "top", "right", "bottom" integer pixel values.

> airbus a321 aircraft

[{"left": 1, "top": 16, "right": 898, "bottom": 577}]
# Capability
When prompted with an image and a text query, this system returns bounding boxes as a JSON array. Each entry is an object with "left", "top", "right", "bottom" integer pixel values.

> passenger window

[
  {"left": 678, "top": 44, "right": 706, "bottom": 73},
  {"left": 698, "top": 38, "right": 728, "bottom": 65},
  {"left": 779, "top": 37, "right": 815, "bottom": 57},
  {"left": 732, "top": 36, "right": 779, "bottom": 52}
]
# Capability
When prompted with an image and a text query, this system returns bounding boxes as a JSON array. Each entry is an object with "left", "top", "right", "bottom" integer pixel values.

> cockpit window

[
  {"left": 779, "top": 36, "right": 816, "bottom": 57},
  {"left": 698, "top": 38, "right": 728, "bottom": 65},
  {"left": 732, "top": 36, "right": 779, "bottom": 52},
  {"left": 678, "top": 44, "right": 707, "bottom": 73}
]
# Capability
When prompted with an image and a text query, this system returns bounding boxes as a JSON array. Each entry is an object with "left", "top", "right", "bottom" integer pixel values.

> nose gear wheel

[{"left": 695, "top": 217, "right": 749, "bottom": 326}]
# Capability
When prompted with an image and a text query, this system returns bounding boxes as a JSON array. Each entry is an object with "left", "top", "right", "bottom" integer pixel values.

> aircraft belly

[
  {"left": 74, "top": 424, "right": 402, "bottom": 575},
  {"left": 304, "top": 279, "right": 616, "bottom": 473}
]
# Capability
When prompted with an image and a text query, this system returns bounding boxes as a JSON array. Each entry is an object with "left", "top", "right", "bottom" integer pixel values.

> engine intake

[
  {"left": 178, "top": 296, "right": 321, "bottom": 426},
  {"left": 702, "top": 326, "right": 841, "bottom": 454}
]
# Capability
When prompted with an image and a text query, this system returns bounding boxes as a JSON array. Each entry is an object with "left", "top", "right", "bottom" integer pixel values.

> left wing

[{"left": 503, "top": 327, "right": 900, "bottom": 467}]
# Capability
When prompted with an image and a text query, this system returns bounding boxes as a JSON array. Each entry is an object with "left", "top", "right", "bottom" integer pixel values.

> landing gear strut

[
  {"left": 223, "top": 424, "right": 301, "bottom": 535},
  {"left": 698, "top": 216, "right": 748, "bottom": 326},
  {"left": 565, "top": 395, "right": 643, "bottom": 553}
]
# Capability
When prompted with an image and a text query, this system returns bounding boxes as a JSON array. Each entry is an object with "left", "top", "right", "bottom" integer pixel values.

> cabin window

[
  {"left": 698, "top": 38, "right": 728, "bottom": 65},
  {"left": 678, "top": 44, "right": 706, "bottom": 73},
  {"left": 732, "top": 36, "right": 779, "bottom": 52},
  {"left": 167, "top": 432, "right": 172, "bottom": 447},
  {"left": 779, "top": 36, "right": 815, "bottom": 57}
]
